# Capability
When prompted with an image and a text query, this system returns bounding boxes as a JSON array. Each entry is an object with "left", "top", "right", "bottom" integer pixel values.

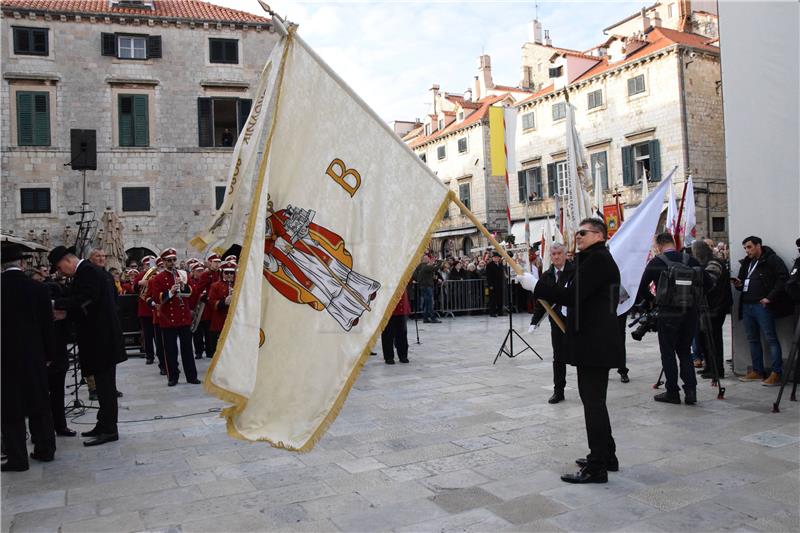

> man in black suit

[
  {"left": 518, "top": 218, "right": 624, "bottom": 484},
  {"left": 485, "top": 252, "right": 506, "bottom": 317},
  {"left": 529, "top": 242, "right": 574, "bottom": 404},
  {"left": 49, "top": 246, "right": 127, "bottom": 446},
  {"left": 1, "top": 245, "right": 57, "bottom": 471}
]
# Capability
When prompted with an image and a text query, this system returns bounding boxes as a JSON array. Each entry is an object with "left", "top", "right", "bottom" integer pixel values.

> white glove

[
  {"left": 516, "top": 271, "right": 538, "bottom": 293},
  {"left": 527, "top": 323, "right": 538, "bottom": 334}
]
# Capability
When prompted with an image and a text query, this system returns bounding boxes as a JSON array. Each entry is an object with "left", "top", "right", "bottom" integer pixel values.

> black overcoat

[
  {"left": 54, "top": 260, "right": 127, "bottom": 375},
  {"left": 485, "top": 261, "right": 505, "bottom": 289},
  {"left": 1, "top": 269, "right": 55, "bottom": 419},
  {"left": 531, "top": 261, "right": 574, "bottom": 363},
  {"left": 534, "top": 242, "right": 624, "bottom": 368}
]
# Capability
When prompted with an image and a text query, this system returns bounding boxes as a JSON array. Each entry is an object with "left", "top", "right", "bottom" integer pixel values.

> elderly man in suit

[
  {"left": 49, "top": 246, "right": 127, "bottom": 446},
  {"left": 517, "top": 218, "right": 624, "bottom": 484},
  {"left": 1, "top": 244, "right": 58, "bottom": 471},
  {"left": 529, "top": 242, "right": 575, "bottom": 404}
]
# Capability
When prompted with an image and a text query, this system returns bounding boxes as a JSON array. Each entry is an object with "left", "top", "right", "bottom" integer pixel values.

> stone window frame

[
  {"left": 437, "top": 144, "right": 447, "bottom": 161},
  {"left": 116, "top": 183, "right": 155, "bottom": 218},
  {"left": 205, "top": 35, "right": 243, "bottom": 69},
  {"left": 551, "top": 101, "right": 566, "bottom": 123},
  {"left": 8, "top": 81, "right": 58, "bottom": 149},
  {"left": 627, "top": 72, "right": 649, "bottom": 100},
  {"left": 587, "top": 87, "right": 606, "bottom": 113},
  {"left": 110, "top": 86, "right": 156, "bottom": 149},
  {"left": 8, "top": 24, "right": 55, "bottom": 61},
  {"left": 457, "top": 178, "right": 472, "bottom": 210},
  {"left": 457, "top": 136, "right": 468, "bottom": 155},
  {"left": 521, "top": 111, "right": 536, "bottom": 132},
  {"left": 15, "top": 179, "right": 60, "bottom": 220}
]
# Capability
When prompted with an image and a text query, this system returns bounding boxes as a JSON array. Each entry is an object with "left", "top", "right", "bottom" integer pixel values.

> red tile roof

[
  {"left": 492, "top": 84, "right": 533, "bottom": 93},
  {"left": 0, "top": 0, "right": 270, "bottom": 23},
  {"left": 409, "top": 93, "right": 509, "bottom": 149},
  {"left": 516, "top": 84, "right": 555, "bottom": 106}
]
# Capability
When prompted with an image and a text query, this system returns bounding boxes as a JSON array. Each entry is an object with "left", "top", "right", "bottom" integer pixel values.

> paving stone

[
  {"left": 396, "top": 508, "right": 513, "bottom": 533},
  {"left": 741, "top": 430, "right": 800, "bottom": 448},
  {"left": 421, "top": 469, "right": 491, "bottom": 490},
  {"left": 331, "top": 497, "right": 448, "bottom": 531},
  {"left": 428, "top": 486, "right": 504, "bottom": 513},
  {"left": 61, "top": 511, "right": 145, "bottom": 533},
  {"left": 488, "top": 493, "right": 569, "bottom": 524}
]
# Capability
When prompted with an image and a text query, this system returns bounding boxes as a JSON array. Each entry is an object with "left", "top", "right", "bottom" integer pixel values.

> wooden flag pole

[{"left": 448, "top": 191, "right": 566, "bottom": 333}]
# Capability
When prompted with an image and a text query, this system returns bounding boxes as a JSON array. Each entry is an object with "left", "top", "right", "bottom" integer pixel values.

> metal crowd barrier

[{"left": 436, "top": 279, "right": 488, "bottom": 317}]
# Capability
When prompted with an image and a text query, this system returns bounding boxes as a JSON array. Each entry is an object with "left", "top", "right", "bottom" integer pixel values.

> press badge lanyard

[{"left": 744, "top": 260, "right": 758, "bottom": 292}]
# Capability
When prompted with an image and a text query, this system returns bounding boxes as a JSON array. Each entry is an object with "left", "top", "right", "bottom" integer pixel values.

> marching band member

[
  {"left": 207, "top": 260, "right": 236, "bottom": 356},
  {"left": 189, "top": 262, "right": 207, "bottom": 359},
  {"left": 134, "top": 256, "right": 157, "bottom": 365},
  {"left": 194, "top": 254, "right": 221, "bottom": 358}
]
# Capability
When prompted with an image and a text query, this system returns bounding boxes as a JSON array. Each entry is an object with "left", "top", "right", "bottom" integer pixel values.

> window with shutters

[
  {"left": 587, "top": 89, "right": 603, "bottom": 110},
  {"left": 627, "top": 74, "right": 646, "bottom": 96},
  {"left": 552, "top": 102, "right": 566, "bottom": 122},
  {"left": 457, "top": 137, "right": 468, "bottom": 154},
  {"left": 521, "top": 112, "right": 535, "bottom": 131},
  {"left": 197, "top": 97, "right": 252, "bottom": 147},
  {"left": 590, "top": 151, "right": 609, "bottom": 192},
  {"left": 101, "top": 33, "right": 161, "bottom": 59},
  {"left": 215, "top": 186, "right": 226, "bottom": 209},
  {"left": 517, "top": 167, "right": 542, "bottom": 202},
  {"left": 437, "top": 118, "right": 444, "bottom": 130},
  {"left": 458, "top": 181, "right": 471, "bottom": 210},
  {"left": 209, "top": 38, "right": 239, "bottom": 64},
  {"left": 118, "top": 94, "right": 149, "bottom": 147},
  {"left": 556, "top": 161, "right": 569, "bottom": 197},
  {"left": 622, "top": 140, "right": 661, "bottom": 185},
  {"left": 121, "top": 187, "right": 150, "bottom": 212},
  {"left": 437, "top": 145, "right": 446, "bottom": 160},
  {"left": 16, "top": 91, "right": 50, "bottom": 146},
  {"left": 20, "top": 188, "right": 51, "bottom": 214},
  {"left": 118, "top": 36, "right": 147, "bottom": 59},
  {"left": 13, "top": 26, "right": 49, "bottom": 56}
]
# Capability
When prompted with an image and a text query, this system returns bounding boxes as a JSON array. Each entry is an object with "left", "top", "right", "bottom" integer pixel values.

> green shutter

[
  {"left": 517, "top": 170, "right": 527, "bottom": 202},
  {"left": 547, "top": 163, "right": 556, "bottom": 197},
  {"left": 16, "top": 92, "right": 34, "bottom": 145},
  {"left": 119, "top": 95, "right": 133, "bottom": 146},
  {"left": 622, "top": 145, "right": 633, "bottom": 185},
  {"left": 649, "top": 139, "right": 661, "bottom": 181},
  {"left": 133, "top": 95, "right": 149, "bottom": 146},
  {"left": 198, "top": 97, "right": 213, "bottom": 147},
  {"left": 33, "top": 93, "right": 50, "bottom": 146},
  {"left": 237, "top": 98, "right": 252, "bottom": 134}
]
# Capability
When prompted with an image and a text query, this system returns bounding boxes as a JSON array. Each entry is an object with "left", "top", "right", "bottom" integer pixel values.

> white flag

[
  {"left": 681, "top": 176, "right": 697, "bottom": 246},
  {"left": 665, "top": 177, "right": 679, "bottom": 235},
  {"left": 593, "top": 159, "right": 604, "bottom": 219},
  {"left": 564, "top": 103, "right": 594, "bottom": 247},
  {"left": 205, "top": 29, "right": 449, "bottom": 451},
  {"left": 609, "top": 167, "right": 677, "bottom": 315}
]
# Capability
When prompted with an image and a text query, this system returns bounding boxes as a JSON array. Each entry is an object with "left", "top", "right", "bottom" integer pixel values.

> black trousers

[
  {"left": 48, "top": 367, "right": 68, "bottom": 430},
  {"left": 487, "top": 285, "right": 503, "bottom": 315},
  {"left": 577, "top": 365, "right": 616, "bottom": 472},
  {"left": 699, "top": 313, "right": 726, "bottom": 377},
  {"left": 93, "top": 365, "right": 118, "bottom": 434},
  {"left": 381, "top": 315, "right": 409, "bottom": 362},
  {"left": 657, "top": 310, "right": 698, "bottom": 395},
  {"left": 162, "top": 326, "right": 197, "bottom": 382},
  {"left": 551, "top": 325, "right": 567, "bottom": 392},
  {"left": 140, "top": 317, "right": 155, "bottom": 361},
  {"left": 1, "top": 410, "right": 56, "bottom": 467},
  {"left": 617, "top": 313, "right": 629, "bottom": 376},
  {"left": 209, "top": 330, "right": 221, "bottom": 358},
  {"left": 194, "top": 320, "right": 212, "bottom": 358},
  {"left": 154, "top": 324, "right": 166, "bottom": 371}
]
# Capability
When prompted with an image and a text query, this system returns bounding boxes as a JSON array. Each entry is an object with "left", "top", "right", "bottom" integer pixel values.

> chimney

[
  {"left": 474, "top": 76, "right": 481, "bottom": 100},
  {"left": 544, "top": 29, "right": 552, "bottom": 47},
  {"left": 528, "top": 19, "right": 543, "bottom": 44},
  {"left": 429, "top": 84, "right": 440, "bottom": 114},
  {"left": 652, "top": 12, "right": 662, "bottom": 28},
  {"left": 641, "top": 7, "right": 651, "bottom": 31},
  {"left": 477, "top": 54, "right": 493, "bottom": 97},
  {"left": 464, "top": 88, "right": 472, "bottom": 102}
]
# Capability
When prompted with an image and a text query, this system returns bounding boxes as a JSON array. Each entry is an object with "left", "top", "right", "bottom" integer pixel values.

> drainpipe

[{"left": 677, "top": 47, "right": 690, "bottom": 179}]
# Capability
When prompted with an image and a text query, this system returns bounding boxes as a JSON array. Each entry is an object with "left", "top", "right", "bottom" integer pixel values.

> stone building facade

[
  {"left": 1, "top": 0, "right": 278, "bottom": 260},
  {"left": 403, "top": 1, "right": 727, "bottom": 254}
]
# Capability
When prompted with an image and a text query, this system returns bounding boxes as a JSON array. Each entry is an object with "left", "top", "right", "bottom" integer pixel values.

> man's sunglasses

[{"left": 575, "top": 229, "right": 601, "bottom": 237}]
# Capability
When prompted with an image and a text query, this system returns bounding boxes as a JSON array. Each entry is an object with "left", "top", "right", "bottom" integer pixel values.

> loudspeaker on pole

[{"left": 70, "top": 129, "right": 97, "bottom": 171}]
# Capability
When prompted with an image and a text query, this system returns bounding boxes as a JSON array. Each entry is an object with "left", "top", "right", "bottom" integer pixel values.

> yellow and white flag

[{"left": 205, "top": 27, "right": 450, "bottom": 451}]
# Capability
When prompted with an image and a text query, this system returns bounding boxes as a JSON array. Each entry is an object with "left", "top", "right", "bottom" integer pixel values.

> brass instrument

[{"left": 138, "top": 266, "right": 158, "bottom": 300}]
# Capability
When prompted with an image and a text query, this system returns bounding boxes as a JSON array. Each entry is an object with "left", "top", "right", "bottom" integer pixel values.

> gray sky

[{"left": 216, "top": 1, "right": 648, "bottom": 121}]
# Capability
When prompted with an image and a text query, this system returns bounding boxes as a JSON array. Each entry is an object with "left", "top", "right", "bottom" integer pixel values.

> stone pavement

[{"left": 2, "top": 314, "right": 799, "bottom": 532}]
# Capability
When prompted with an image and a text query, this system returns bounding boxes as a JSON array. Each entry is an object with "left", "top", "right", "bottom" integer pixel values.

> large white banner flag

[
  {"left": 680, "top": 176, "right": 697, "bottom": 246},
  {"left": 564, "top": 103, "right": 593, "bottom": 248},
  {"left": 665, "top": 177, "right": 679, "bottom": 235},
  {"left": 205, "top": 28, "right": 450, "bottom": 451},
  {"left": 609, "top": 167, "right": 677, "bottom": 315}
]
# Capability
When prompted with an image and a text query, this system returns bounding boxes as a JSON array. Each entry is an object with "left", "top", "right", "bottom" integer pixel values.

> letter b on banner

[{"left": 326, "top": 158, "right": 361, "bottom": 197}]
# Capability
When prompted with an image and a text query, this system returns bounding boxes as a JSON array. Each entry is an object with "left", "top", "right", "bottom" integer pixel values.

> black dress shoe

[
  {"left": 56, "top": 427, "right": 77, "bottom": 437},
  {"left": 83, "top": 433, "right": 119, "bottom": 447},
  {"left": 654, "top": 392, "right": 681, "bottom": 404},
  {"left": 81, "top": 427, "right": 101, "bottom": 437},
  {"left": 423, "top": 319, "right": 431, "bottom": 323},
  {"left": 384, "top": 359, "right": 395, "bottom": 365},
  {"left": 1, "top": 462, "right": 29, "bottom": 472},
  {"left": 146, "top": 358, "right": 154, "bottom": 365},
  {"left": 548, "top": 392, "right": 565, "bottom": 404},
  {"left": 168, "top": 380, "right": 178, "bottom": 387},
  {"left": 187, "top": 379, "right": 202, "bottom": 384},
  {"left": 116, "top": 390, "right": 123, "bottom": 398},
  {"left": 195, "top": 354, "right": 203, "bottom": 360},
  {"left": 430, "top": 319, "right": 442, "bottom": 323},
  {"left": 561, "top": 467, "right": 607, "bottom": 484},
  {"left": 369, "top": 351, "right": 377, "bottom": 356},
  {"left": 620, "top": 373, "right": 630, "bottom": 383},
  {"left": 684, "top": 390, "right": 697, "bottom": 405},
  {"left": 399, "top": 358, "right": 409, "bottom": 364},
  {"left": 29, "top": 451, "right": 54, "bottom": 462},
  {"left": 576, "top": 457, "right": 619, "bottom": 472},
  {"left": 160, "top": 368, "right": 167, "bottom": 376}
]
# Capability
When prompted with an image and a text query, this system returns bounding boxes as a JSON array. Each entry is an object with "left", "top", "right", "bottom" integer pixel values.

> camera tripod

[
  {"left": 64, "top": 344, "right": 98, "bottom": 416},
  {"left": 649, "top": 295, "right": 726, "bottom": 400},
  {"left": 772, "top": 313, "right": 800, "bottom": 413},
  {"left": 493, "top": 265, "right": 542, "bottom": 364}
]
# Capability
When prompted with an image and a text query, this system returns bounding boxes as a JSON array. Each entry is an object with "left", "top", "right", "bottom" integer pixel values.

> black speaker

[{"left": 70, "top": 129, "right": 97, "bottom": 170}]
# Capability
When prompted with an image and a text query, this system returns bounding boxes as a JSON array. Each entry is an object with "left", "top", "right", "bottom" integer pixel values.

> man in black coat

[
  {"left": 518, "top": 218, "right": 624, "bottom": 484},
  {"left": 529, "top": 242, "right": 574, "bottom": 404},
  {"left": 49, "top": 246, "right": 127, "bottom": 446},
  {"left": 1, "top": 245, "right": 57, "bottom": 471},
  {"left": 485, "top": 252, "right": 506, "bottom": 317}
]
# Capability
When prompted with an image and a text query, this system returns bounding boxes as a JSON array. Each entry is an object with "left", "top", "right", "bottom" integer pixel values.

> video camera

[{"left": 628, "top": 305, "right": 660, "bottom": 342}]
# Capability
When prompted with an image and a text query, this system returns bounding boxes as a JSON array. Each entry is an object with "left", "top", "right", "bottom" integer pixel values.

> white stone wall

[{"left": 1, "top": 13, "right": 278, "bottom": 256}]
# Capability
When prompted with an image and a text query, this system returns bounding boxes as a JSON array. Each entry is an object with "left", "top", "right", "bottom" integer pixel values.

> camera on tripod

[{"left": 629, "top": 307, "right": 660, "bottom": 342}]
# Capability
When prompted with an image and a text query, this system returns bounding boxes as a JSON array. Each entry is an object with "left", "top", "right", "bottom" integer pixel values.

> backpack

[{"left": 654, "top": 253, "right": 703, "bottom": 309}]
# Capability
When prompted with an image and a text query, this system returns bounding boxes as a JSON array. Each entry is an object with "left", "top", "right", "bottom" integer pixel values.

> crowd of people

[{"left": 0, "top": 245, "right": 238, "bottom": 471}]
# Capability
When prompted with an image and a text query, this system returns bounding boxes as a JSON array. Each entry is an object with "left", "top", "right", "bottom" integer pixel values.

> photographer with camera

[
  {"left": 413, "top": 255, "right": 441, "bottom": 324},
  {"left": 634, "top": 232, "right": 709, "bottom": 405}
]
